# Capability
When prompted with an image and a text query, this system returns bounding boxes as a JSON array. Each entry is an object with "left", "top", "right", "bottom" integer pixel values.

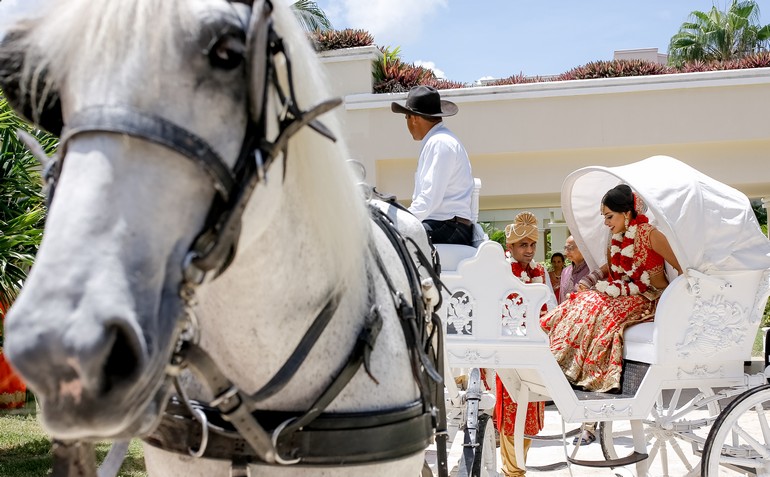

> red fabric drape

[{"left": 0, "top": 300, "right": 27, "bottom": 409}]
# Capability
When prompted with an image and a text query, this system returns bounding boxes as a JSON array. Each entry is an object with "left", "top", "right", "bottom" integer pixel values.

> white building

[{"left": 320, "top": 47, "right": 770, "bottom": 260}]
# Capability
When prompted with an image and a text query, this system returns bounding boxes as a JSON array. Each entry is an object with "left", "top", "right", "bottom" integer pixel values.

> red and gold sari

[{"left": 540, "top": 221, "right": 665, "bottom": 392}]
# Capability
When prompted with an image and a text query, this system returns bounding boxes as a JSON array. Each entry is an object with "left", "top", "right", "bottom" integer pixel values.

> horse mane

[
  {"left": 24, "top": 0, "right": 368, "bottom": 282},
  {"left": 247, "top": 2, "right": 368, "bottom": 282}
]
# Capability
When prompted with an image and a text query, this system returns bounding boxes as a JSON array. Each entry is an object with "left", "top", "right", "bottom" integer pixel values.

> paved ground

[
  {"left": 425, "top": 399, "right": 762, "bottom": 477},
  {"left": 426, "top": 405, "right": 655, "bottom": 477},
  {"left": 427, "top": 362, "right": 770, "bottom": 476}
]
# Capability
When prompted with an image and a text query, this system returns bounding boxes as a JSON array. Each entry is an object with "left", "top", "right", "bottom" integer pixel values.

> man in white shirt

[{"left": 391, "top": 85, "right": 475, "bottom": 245}]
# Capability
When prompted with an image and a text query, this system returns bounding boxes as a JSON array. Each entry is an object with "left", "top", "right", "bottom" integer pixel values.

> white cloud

[
  {"left": 326, "top": 0, "right": 447, "bottom": 46},
  {"left": 473, "top": 75, "right": 497, "bottom": 86},
  {"left": 414, "top": 60, "right": 445, "bottom": 79}
]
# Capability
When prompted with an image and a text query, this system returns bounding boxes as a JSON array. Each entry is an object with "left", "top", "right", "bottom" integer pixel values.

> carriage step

[
  {"left": 525, "top": 427, "right": 581, "bottom": 441},
  {"left": 567, "top": 451, "right": 648, "bottom": 468},
  {"left": 526, "top": 461, "right": 568, "bottom": 472}
]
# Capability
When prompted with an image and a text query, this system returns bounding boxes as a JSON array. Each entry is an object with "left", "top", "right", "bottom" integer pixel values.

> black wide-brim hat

[{"left": 391, "top": 85, "right": 458, "bottom": 118}]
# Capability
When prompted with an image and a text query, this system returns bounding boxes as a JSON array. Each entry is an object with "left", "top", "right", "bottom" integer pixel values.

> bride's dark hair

[{"left": 602, "top": 184, "right": 636, "bottom": 218}]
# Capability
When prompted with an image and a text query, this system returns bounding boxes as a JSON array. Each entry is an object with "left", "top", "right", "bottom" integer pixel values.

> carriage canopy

[{"left": 561, "top": 155, "right": 770, "bottom": 274}]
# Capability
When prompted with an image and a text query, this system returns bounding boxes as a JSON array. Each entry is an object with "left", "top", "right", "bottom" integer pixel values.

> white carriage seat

[
  {"left": 623, "top": 322, "right": 656, "bottom": 363},
  {"left": 622, "top": 262, "right": 679, "bottom": 363},
  {"left": 435, "top": 178, "right": 488, "bottom": 272},
  {"left": 623, "top": 269, "right": 770, "bottom": 365}
]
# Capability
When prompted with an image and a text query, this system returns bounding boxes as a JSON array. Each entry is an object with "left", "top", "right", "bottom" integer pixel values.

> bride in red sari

[{"left": 540, "top": 184, "right": 681, "bottom": 393}]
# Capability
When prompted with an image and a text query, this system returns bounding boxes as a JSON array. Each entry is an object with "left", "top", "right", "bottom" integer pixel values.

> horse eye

[{"left": 208, "top": 35, "right": 245, "bottom": 70}]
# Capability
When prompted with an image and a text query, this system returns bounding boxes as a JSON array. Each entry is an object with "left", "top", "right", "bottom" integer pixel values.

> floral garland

[
  {"left": 595, "top": 215, "right": 652, "bottom": 298},
  {"left": 506, "top": 252, "right": 545, "bottom": 284}
]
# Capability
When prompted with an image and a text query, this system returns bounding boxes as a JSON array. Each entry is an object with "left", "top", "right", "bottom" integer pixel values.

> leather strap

[
  {"left": 145, "top": 399, "right": 432, "bottom": 465},
  {"left": 276, "top": 302, "right": 383, "bottom": 439},
  {"left": 59, "top": 105, "right": 236, "bottom": 201}
]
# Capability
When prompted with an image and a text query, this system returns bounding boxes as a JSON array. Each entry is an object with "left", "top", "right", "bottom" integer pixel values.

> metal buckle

[
  {"left": 270, "top": 417, "right": 301, "bottom": 465},
  {"left": 182, "top": 251, "right": 207, "bottom": 286},
  {"left": 210, "top": 386, "right": 240, "bottom": 409}
]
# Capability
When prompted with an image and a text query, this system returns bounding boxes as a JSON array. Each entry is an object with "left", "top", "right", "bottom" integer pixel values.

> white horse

[{"left": 1, "top": 1, "right": 443, "bottom": 475}]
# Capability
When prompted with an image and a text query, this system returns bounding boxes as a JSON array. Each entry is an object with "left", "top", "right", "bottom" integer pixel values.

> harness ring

[
  {"left": 270, "top": 417, "right": 301, "bottom": 465},
  {"left": 188, "top": 408, "right": 210, "bottom": 458}
]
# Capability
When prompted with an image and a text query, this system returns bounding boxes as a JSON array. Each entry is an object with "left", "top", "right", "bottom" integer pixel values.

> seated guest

[
  {"left": 557, "top": 236, "right": 597, "bottom": 445},
  {"left": 549, "top": 252, "right": 565, "bottom": 303},
  {"left": 559, "top": 236, "right": 589, "bottom": 303}
]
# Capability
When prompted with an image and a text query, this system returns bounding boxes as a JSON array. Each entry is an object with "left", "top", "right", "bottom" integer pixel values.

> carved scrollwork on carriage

[
  {"left": 676, "top": 364, "right": 724, "bottom": 379},
  {"left": 676, "top": 294, "right": 746, "bottom": 358},
  {"left": 446, "top": 289, "right": 474, "bottom": 335},
  {"left": 501, "top": 291, "right": 528, "bottom": 337},
  {"left": 583, "top": 403, "right": 633, "bottom": 419},
  {"left": 447, "top": 348, "right": 499, "bottom": 365}
]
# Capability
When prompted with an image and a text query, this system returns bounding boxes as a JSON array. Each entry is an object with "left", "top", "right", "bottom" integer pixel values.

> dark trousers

[{"left": 422, "top": 219, "right": 474, "bottom": 246}]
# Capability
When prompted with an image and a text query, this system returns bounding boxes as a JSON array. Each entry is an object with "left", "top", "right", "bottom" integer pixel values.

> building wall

[{"left": 321, "top": 49, "right": 770, "bottom": 258}]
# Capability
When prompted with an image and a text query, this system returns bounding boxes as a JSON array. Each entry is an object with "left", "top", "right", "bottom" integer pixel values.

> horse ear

[
  {"left": 0, "top": 28, "right": 64, "bottom": 136},
  {"left": 246, "top": 0, "right": 272, "bottom": 122}
]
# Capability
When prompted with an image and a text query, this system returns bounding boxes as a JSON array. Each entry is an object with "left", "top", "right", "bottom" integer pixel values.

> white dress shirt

[{"left": 408, "top": 122, "right": 474, "bottom": 222}]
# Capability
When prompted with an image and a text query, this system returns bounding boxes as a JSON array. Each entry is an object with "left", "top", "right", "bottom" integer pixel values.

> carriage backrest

[
  {"left": 440, "top": 241, "right": 551, "bottom": 345},
  {"left": 471, "top": 178, "right": 481, "bottom": 223}
]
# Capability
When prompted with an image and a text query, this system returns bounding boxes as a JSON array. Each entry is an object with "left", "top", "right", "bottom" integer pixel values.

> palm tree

[
  {"left": 0, "top": 94, "right": 55, "bottom": 343},
  {"left": 668, "top": 0, "right": 770, "bottom": 67},
  {"left": 291, "top": 0, "right": 332, "bottom": 32}
]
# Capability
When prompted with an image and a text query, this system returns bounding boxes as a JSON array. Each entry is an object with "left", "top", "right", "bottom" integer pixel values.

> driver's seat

[{"left": 436, "top": 178, "right": 487, "bottom": 272}]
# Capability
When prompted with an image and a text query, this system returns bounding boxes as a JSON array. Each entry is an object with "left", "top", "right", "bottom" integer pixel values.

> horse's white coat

[{"left": 4, "top": 0, "right": 432, "bottom": 475}]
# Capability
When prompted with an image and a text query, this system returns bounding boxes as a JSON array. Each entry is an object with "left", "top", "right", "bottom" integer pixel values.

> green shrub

[
  {"left": 1, "top": 94, "right": 56, "bottom": 345},
  {"left": 311, "top": 28, "right": 374, "bottom": 52},
  {"left": 372, "top": 46, "right": 433, "bottom": 93},
  {"left": 486, "top": 72, "right": 550, "bottom": 86},
  {"left": 425, "top": 78, "right": 467, "bottom": 90},
  {"left": 558, "top": 59, "right": 672, "bottom": 80}
]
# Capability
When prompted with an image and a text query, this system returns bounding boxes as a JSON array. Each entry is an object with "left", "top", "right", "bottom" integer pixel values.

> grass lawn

[
  {"left": 0, "top": 411, "right": 147, "bottom": 477},
  {"left": 753, "top": 326, "right": 769, "bottom": 357}
]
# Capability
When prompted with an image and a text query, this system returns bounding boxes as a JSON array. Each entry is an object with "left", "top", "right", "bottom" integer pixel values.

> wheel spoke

[
  {"left": 668, "top": 436, "right": 693, "bottom": 471},
  {"left": 758, "top": 402, "right": 770, "bottom": 445},
  {"left": 647, "top": 437, "right": 661, "bottom": 462},
  {"left": 660, "top": 438, "right": 669, "bottom": 476},
  {"left": 734, "top": 423, "right": 770, "bottom": 459},
  {"left": 667, "top": 388, "right": 683, "bottom": 419}
]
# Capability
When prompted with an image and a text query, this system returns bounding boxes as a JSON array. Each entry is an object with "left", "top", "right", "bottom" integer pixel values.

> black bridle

[
  {"left": 32, "top": 1, "right": 447, "bottom": 475},
  {"left": 47, "top": 0, "right": 340, "bottom": 284}
]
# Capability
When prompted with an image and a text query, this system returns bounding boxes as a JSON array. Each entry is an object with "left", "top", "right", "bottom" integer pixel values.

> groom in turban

[{"left": 494, "top": 212, "right": 551, "bottom": 476}]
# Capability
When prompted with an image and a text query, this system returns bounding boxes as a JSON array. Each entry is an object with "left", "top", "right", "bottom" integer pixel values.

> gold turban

[{"left": 505, "top": 212, "right": 539, "bottom": 244}]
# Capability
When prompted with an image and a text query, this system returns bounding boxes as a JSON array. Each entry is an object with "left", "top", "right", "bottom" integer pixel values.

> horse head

[{"left": 0, "top": 0, "right": 347, "bottom": 440}]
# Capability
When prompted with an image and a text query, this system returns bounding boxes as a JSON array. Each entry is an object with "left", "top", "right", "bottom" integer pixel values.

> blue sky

[
  {"left": 316, "top": 0, "right": 770, "bottom": 83},
  {"left": 2, "top": 1, "right": 769, "bottom": 83}
]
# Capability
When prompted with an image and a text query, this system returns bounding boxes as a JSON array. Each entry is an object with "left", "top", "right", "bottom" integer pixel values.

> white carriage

[{"left": 437, "top": 156, "right": 770, "bottom": 476}]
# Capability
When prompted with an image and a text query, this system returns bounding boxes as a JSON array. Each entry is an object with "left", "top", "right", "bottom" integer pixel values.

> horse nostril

[{"left": 102, "top": 324, "right": 143, "bottom": 395}]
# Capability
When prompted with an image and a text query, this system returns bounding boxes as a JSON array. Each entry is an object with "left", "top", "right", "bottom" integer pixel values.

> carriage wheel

[
  {"left": 701, "top": 384, "right": 770, "bottom": 477},
  {"left": 600, "top": 387, "right": 721, "bottom": 476},
  {"left": 470, "top": 413, "right": 497, "bottom": 477}
]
